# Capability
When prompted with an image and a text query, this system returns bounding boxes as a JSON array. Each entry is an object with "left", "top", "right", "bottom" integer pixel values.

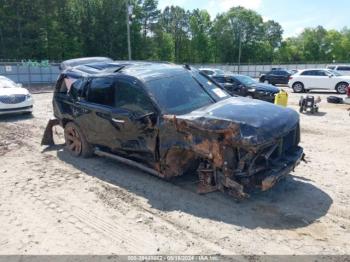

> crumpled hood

[
  {"left": 0, "top": 87, "right": 29, "bottom": 96},
  {"left": 177, "top": 97, "right": 299, "bottom": 146}
]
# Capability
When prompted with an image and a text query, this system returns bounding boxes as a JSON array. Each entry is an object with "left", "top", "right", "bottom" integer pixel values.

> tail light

[
  {"left": 347, "top": 85, "right": 350, "bottom": 97},
  {"left": 289, "top": 76, "right": 293, "bottom": 80}
]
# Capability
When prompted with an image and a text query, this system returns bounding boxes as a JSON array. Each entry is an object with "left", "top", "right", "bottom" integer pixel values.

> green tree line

[{"left": 0, "top": 0, "right": 349, "bottom": 63}]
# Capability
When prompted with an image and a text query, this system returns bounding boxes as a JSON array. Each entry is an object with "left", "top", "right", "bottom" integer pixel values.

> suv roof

[{"left": 63, "top": 60, "right": 187, "bottom": 82}]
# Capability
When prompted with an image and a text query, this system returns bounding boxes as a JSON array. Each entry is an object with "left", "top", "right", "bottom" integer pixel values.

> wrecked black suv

[{"left": 42, "top": 59, "right": 304, "bottom": 199}]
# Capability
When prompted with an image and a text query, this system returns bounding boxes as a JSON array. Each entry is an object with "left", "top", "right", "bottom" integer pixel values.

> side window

[
  {"left": 316, "top": 70, "right": 327, "bottom": 76},
  {"left": 114, "top": 80, "right": 154, "bottom": 115},
  {"left": 213, "top": 77, "right": 226, "bottom": 83},
  {"left": 301, "top": 70, "right": 318, "bottom": 76},
  {"left": 338, "top": 66, "right": 350, "bottom": 71},
  {"left": 87, "top": 77, "right": 114, "bottom": 106},
  {"left": 223, "top": 77, "right": 232, "bottom": 83}
]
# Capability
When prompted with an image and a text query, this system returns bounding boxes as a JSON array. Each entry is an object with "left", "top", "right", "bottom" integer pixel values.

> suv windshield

[
  {"left": 145, "top": 72, "right": 229, "bottom": 115},
  {"left": 234, "top": 75, "right": 256, "bottom": 86}
]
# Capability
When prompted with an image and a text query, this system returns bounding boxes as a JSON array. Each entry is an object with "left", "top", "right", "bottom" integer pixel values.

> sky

[{"left": 158, "top": 0, "right": 350, "bottom": 38}]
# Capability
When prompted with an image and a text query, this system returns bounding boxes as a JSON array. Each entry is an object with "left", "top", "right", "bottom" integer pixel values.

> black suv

[
  {"left": 211, "top": 74, "right": 280, "bottom": 103},
  {"left": 259, "top": 69, "right": 292, "bottom": 85},
  {"left": 42, "top": 59, "right": 304, "bottom": 199}
]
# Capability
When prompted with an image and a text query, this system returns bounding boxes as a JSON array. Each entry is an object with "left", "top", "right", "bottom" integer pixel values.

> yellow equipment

[{"left": 274, "top": 90, "right": 288, "bottom": 107}]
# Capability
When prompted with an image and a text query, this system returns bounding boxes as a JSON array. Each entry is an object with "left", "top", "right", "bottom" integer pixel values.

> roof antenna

[{"left": 184, "top": 64, "right": 191, "bottom": 70}]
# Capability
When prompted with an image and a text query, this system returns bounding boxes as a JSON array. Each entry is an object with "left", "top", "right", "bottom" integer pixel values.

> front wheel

[
  {"left": 336, "top": 82, "right": 348, "bottom": 94},
  {"left": 292, "top": 82, "right": 304, "bottom": 93},
  {"left": 64, "top": 122, "right": 93, "bottom": 158}
]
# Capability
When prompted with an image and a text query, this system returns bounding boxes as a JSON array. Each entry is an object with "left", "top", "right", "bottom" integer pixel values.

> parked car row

[{"left": 199, "top": 70, "right": 280, "bottom": 103}]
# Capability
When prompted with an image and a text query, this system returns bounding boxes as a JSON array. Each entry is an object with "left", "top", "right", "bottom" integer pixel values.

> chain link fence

[{"left": 0, "top": 61, "right": 60, "bottom": 87}]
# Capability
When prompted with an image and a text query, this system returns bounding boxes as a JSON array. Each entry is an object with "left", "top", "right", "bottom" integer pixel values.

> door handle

[{"left": 111, "top": 118, "right": 125, "bottom": 124}]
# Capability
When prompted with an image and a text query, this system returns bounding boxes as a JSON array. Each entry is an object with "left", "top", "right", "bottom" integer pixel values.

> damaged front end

[{"left": 161, "top": 98, "right": 305, "bottom": 199}]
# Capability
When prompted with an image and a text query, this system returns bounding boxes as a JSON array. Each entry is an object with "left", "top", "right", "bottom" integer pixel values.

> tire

[
  {"left": 292, "top": 82, "right": 304, "bottom": 93},
  {"left": 64, "top": 122, "right": 93, "bottom": 158},
  {"left": 335, "top": 82, "right": 348, "bottom": 94},
  {"left": 259, "top": 76, "right": 265, "bottom": 83},
  {"left": 327, "top": 96, "right": 343, "bottom": 104}
]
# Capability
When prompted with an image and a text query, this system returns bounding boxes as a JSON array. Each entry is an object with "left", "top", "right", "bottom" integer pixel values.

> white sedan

[
  {"left": 0, "top": 76, "right": 33, "bottom": 115},
  {"left": 288, "top": 69, "right": 350, "bottom": 94}
]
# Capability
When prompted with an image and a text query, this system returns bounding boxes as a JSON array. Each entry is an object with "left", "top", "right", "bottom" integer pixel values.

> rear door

[
  {"left": 76, "top": 76, "right": 159, "bottom": 164},
  {"left": 298, "top": 70, "right": 320, "bottom": 89},
  {"left": 74, "top": 76, "right": 118, "bottom": 147},
  {"left": 315, "top": 70, "right": 333, "bottom": 89}
]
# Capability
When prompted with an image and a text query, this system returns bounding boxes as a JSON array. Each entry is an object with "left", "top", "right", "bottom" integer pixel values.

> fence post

[{"left": 28, "top": 64, "right": 31, "bottom": 88}]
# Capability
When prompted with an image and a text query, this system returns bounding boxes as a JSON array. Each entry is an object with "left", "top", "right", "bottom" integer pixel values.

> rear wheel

[
  {"left": 292, "top": 82, "right": 304, "bottom": 93},
  {"left": 64, "top": 122, "right": 93, "bottom": 158},
  {"left": 335, "top": 82, "right": 348, "bottom": 94}
]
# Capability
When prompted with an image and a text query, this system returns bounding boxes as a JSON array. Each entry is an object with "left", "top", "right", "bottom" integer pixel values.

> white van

[{"left": 326, "top": 65, "right": 350, "bottom": 76}]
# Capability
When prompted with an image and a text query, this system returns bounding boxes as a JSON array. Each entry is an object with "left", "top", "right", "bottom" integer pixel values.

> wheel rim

[
  {"left": 338, "top": 84, "right": 347, "bottom": 94},
  {"left": 294, "top": 83, "right": 303, "bottom": 92},
  {"left": 65, "top": 126, "right": 82, "bottom": 155},
  {"left": 264, "top": 80, "right": 269, "bottom": 84}
]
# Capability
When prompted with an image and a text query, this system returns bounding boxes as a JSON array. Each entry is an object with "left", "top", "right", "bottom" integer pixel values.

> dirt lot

[{"left": 0, "top": 89, "right": 349, "bottom": 255}]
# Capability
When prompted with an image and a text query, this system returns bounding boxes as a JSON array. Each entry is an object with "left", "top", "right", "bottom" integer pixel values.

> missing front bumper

[{"left": 260, "top": 146, "right": 304, "bottom": 191}]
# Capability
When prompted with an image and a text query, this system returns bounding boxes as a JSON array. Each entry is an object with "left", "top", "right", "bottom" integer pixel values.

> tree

[
  {"left": 189, "top": 9, "right": 212, "bottom": 63},
  {"left": 160, "top": 6, "right": 190, "bottom": 62}
]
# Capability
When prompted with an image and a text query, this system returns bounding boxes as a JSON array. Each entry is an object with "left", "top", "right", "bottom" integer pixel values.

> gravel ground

[{"left": 0, "top": 89, "right": 349, "bottom": 255}]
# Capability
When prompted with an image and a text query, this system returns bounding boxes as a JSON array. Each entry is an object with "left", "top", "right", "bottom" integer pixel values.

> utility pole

[
  {"left": 238, "top": 30, "right": 242, "bottom": 74},
  {"left": 126, "top": 0, "right": 132, "bottom": 60}
]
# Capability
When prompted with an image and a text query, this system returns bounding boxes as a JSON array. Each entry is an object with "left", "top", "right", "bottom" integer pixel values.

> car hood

[
  {"left": 0, "top": 87, "right": 29, "bottom": 96},
  {"left": 249, "top": 83, "right": 280, "bottom": 93},
  {"left": 176, "top": 97, "right": 299, "bottom": 146}
]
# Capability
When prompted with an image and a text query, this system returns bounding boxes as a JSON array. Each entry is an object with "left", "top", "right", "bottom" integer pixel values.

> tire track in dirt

[{"left": 6, "top": 166, "right": 155, "bottom": 253}]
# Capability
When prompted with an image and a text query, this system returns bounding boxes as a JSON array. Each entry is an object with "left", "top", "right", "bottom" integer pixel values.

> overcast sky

[{"left": 158, "top": 0, "right": 350, "bottom": 37}]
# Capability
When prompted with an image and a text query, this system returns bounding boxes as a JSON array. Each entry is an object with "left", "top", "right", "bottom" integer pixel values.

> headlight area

[{"left": 25, "top": 94, "right": 32, "bottom": 100}]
